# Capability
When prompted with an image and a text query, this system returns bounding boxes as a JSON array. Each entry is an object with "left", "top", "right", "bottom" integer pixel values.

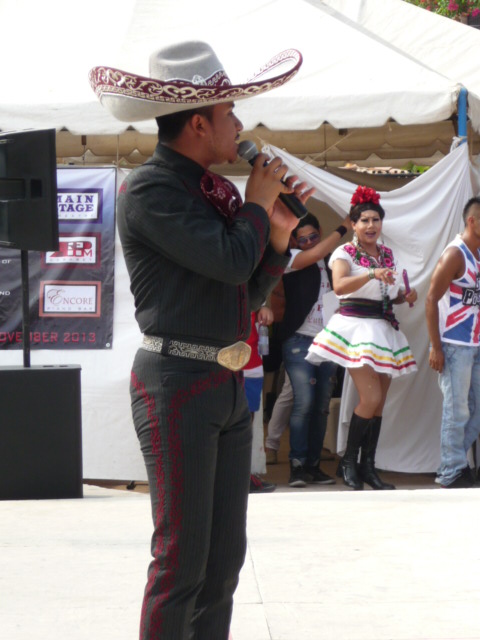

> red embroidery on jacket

[
  {"left": 239, "top": 208, "right": 267, "bottom": 249},
  {"left": 132, "top": 367, "right": 231, "bottom": 637},
  {"left": 262, "top": 264, "right": 285, "bottom": 278},
  {"left": 236, "top": 283, "right": 249, "bottom": 340}
]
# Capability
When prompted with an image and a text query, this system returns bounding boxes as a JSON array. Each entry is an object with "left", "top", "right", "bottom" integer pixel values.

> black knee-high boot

[
  {"left": 358, "top": 416, "right": 396, "bottom": 490},
  {"left": 336, "top": 413, "right": 370, "bottom": 490}
]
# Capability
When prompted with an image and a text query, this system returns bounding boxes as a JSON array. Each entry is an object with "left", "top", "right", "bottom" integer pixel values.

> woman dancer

[{"left": 306, "top": 186, "right": 417, "bottom": 490}]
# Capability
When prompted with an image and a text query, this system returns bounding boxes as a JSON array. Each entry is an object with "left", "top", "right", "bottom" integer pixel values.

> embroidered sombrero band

[{"left": 89, "top": 40, "right": 302, "bottom": 122}]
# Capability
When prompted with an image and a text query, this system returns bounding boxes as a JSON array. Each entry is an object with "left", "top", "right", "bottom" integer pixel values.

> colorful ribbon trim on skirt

[{"left": 338, "top": 298, "right": 399, "bottom": 331}]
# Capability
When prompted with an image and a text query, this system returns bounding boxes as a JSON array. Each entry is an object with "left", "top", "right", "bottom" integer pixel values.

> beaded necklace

[{"left": 349, "top": 238, "right": 395, "bottom": 312}]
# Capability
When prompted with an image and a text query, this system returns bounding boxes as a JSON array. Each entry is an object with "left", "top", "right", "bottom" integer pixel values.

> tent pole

[{"left": 458, "top": 87, "right": 468, "bottom": 140}]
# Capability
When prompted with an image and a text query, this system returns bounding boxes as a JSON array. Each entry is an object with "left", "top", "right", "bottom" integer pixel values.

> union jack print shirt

[{"left": 439, "top": 236, "right": 480, "bottom": 345}]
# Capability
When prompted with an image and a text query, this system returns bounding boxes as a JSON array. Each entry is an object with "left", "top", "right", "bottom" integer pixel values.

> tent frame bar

[{"left": 458, "top": 87, "right": 468, "bottom": 139}]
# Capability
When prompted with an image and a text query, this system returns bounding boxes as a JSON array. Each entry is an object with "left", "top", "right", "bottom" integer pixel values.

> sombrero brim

[{"left": 89, "top": 49, "right": 302, "bottom": 123}]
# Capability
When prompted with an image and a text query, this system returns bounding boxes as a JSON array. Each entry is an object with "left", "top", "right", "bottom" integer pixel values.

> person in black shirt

[{"left": 278, "top": 213, "right": 348, "bottom": 487}]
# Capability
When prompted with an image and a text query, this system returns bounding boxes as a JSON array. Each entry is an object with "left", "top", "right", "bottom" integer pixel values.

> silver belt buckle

[{"left": 217, "top": 341, "right": 251, "bottom": 371}]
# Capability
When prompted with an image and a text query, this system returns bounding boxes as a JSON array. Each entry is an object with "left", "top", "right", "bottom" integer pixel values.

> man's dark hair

[
  {"left": 462, "top": 196, "right": 480, "bottom": 224},
  {"left": 292, "top": 212, "right": 320, "bottom": 238},
  {"left": 156, "top": 106, "right": 215, "bottom": 143}
]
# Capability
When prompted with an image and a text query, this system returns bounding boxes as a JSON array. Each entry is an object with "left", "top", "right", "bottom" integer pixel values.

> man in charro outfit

[
  {"left": 89, "top": 41, "right": 307, "bottom": 639},
  {"left": 426, "top": 197, "right": 480, "bottom": 489}
]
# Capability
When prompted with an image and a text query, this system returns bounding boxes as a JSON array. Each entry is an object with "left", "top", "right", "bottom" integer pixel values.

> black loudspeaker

[{"left": 0, "top": 365, "right": 83, "bottom": 500}]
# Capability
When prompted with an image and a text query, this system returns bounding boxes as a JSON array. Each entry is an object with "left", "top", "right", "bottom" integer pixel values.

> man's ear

[{"left": 189, "top": 113, "right": 209, "bottom": 137}]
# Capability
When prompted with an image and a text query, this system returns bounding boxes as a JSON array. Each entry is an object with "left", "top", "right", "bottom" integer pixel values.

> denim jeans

[
  {"left": 437, "top": 342, "right": 480, "bottom": 486},
  {"left": 282, "top": 333, "right": 337, "bottom": 465}
]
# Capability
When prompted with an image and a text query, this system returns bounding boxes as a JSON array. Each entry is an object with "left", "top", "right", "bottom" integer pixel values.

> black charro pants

[{"left": 130, "top": 348, "right": 252, "bottom": 640}]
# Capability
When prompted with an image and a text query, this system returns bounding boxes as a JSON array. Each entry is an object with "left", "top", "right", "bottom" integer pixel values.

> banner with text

[{"left": 0, "top": 167, "right": 116, "bottom": 349}]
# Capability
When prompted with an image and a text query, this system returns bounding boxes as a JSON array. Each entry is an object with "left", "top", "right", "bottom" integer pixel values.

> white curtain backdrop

[
  {"left": 2, "top": 148, "right": 477, "bottom": 479},
  {"left": 264, "top": 142, "right": 474, "bottom": 473}
]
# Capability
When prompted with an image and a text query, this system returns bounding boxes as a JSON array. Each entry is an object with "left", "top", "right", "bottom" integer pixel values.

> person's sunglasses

[{"left": 297, "top": 232, "right": 320, "bottom": 246}]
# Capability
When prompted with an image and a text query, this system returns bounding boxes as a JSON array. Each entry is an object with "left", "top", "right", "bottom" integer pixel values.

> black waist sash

[{"left": 338, "top": 298, "right": 399, "bottom": 330}]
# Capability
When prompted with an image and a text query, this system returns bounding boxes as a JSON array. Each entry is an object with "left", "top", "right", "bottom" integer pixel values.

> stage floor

[{"left": 1, "top": 484, "right": 479, "bottom": 640}]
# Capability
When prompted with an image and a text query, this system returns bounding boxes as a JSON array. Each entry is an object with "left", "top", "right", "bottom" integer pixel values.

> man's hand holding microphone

[{"left": 239, "top": 140, "right": 315, "bottom": 254}]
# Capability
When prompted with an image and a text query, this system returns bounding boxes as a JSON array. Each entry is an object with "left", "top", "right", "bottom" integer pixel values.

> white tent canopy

[
  {"left": 0, "top": 0, "right": 462, "bottom": 135},
  {"left": 322, "top": 0, "right": 480, "bottom": 133}
]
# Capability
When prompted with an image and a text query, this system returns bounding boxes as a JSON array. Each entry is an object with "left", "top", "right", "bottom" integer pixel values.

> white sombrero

[{"left": 89, "top": 40, "right": 302, "bottom": 123}]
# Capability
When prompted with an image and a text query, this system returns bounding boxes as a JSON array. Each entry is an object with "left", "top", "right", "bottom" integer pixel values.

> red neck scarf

[{"left": 200, "top": 170, "right": 242, "bottom": 225}]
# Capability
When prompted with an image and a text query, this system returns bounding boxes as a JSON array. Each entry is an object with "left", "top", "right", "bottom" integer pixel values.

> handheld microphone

[{"left": 237, "top": 140, "right": 308, "bottom": 219}]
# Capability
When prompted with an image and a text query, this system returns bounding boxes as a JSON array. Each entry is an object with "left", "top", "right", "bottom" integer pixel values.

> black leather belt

[{"left": 142, "top": 335, "right": 251, "bottom": 372}]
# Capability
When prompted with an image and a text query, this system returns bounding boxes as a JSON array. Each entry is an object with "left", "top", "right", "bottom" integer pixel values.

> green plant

[{"left": 402, "top": 161, "right": 430, "bottom": 174}]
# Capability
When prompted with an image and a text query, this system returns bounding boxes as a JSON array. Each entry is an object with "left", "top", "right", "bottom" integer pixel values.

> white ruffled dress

[{"left": 306, "top": 244, "right": 417, "bottom": 378}]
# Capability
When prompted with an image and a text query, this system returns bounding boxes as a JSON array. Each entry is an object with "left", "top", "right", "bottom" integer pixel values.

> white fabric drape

[
  {"left": 264, "top": 142, "right": 473, "bottom": 472},
  {"left": 2, "top": 149, "right": 476, "bottom": 478}
]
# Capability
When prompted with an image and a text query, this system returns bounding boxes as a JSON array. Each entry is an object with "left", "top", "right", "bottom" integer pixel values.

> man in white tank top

[{"left": 426, "top": 197, "right": 480, "bottom": 488}]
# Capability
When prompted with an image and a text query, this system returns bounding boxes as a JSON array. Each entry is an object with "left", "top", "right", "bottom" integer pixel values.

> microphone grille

[{"left": 237, "top": 140, "right": 258, "bottom": 163}]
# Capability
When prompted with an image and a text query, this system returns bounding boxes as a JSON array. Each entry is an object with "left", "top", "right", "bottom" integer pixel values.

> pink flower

[
  {"left": 448, "top": 1, "right": 459, "bottom": 10},
  {"left": 472, "top": 7, "right": 480, "bottom": 15},
  {"left": 359, "top": 256, "right": 371, "bottom": 267},
  {"left": 383, "top": 257, "right": 394, "bottom": 267},
  {"left": 343, "top": 245, "right": 356, "bottom": 257}
]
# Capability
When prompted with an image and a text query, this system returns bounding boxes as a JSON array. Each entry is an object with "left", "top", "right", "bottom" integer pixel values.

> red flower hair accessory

[{"left": 350, "top": 185, "right": 380, "bottom": 207}]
